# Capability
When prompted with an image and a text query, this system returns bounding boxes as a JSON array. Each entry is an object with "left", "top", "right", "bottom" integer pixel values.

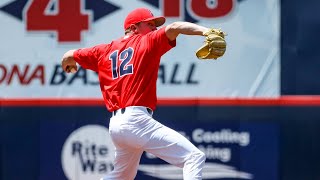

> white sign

[{"left": 0, "top": 0, "right": 280, "bottom": 98}]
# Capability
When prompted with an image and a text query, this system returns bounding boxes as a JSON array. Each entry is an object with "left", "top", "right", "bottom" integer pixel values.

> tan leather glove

[{"left": 196, "top": 28, "right": 227, "bottom": 60}]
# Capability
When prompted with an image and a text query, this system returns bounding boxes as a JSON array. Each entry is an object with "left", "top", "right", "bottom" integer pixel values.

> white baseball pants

[{"left": 101, "top": 106, "right": 206, "bottom": 180}]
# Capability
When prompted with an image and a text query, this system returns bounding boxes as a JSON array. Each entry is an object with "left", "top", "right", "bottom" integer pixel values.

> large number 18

[{"left": 109, "top": 48, "right": 134, "bottom": 79}]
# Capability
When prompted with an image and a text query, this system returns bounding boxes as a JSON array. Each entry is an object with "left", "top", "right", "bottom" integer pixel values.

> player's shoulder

[
  {"left": 110, "top": 36, "right": 131, "bottom": 46},
  {"left": 96, "top": 43, "right": 110, "bottom": 47},
  {"left": 142, "top": 27, "right": 166, "bottom": 40},
  {"left": 90, "top": 43, "right": 110, "bottom": 53}
]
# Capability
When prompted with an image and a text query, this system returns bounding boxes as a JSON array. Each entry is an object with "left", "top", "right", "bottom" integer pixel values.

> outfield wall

[{"left": 1, "top": 98, "right": 320, "bottom": 180}]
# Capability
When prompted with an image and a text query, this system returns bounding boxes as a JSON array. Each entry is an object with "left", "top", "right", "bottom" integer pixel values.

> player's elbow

[
  {"left": 165, "top": 22, "right": 183, "bottom": 41},
  {"left": 63, "top": 50, "right": 75, "bottom": 61},
  {"left": 61, "top": 50, "right": 76, "bottom": 66}
]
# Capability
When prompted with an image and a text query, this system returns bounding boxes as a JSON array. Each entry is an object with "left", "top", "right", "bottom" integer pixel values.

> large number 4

[
  {"left": 109, "top": 48, "right": 134, "bottom": 79},
  {"left": 25, "top": 0, "right": 90, "bottom": 42}
]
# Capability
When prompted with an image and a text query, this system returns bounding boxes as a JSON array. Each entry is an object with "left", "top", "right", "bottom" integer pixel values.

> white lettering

[
  {"left": 192, "top": 128, "right": 250, "bottom": 146},
  {"left": 198, "top": 145, "right": 231, "bottom": 162}
]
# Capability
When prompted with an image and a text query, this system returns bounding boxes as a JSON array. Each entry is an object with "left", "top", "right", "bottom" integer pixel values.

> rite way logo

[{"left": 0, "top": 0, "right": 242, "bottom": 43}]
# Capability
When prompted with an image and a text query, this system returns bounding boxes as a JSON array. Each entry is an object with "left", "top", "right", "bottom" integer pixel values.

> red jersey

[{"left": 73, "top": 27, "right": 176, "bottom": 111}]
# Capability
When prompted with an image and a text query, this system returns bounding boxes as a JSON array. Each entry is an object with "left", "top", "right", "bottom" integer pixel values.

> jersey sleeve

[
  {"left": 73, "top": 44, "right": 109, "bottom": 72},
  {"left": 144, "top": 27, "right": 176, "bottom": 56}
]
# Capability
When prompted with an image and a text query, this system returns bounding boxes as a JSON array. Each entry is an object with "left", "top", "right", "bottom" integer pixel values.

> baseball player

[{"left": 61, "top": 7, "right": 212, "bottom": 180}]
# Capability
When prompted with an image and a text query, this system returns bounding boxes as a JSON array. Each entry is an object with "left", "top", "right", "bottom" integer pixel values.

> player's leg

[
  {"left": 100, "top": 147, "right": 143, "bottom": 180},
  {"left": 101, "top": 115, "right": 144, "bottom": 180},
  {"left": 143, "top": 119, "right": 206, "bottom": 180}
]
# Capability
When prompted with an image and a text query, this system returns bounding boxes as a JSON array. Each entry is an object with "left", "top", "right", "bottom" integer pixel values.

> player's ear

[{"left": 130, "top": 24, "right": 138, "bottom": 33}]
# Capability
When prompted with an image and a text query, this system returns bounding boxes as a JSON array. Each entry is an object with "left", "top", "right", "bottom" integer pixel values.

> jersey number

[
  {"left": 109, "top": 48, "right": 134, "bottom": 79},
  {"left": 25, "top": 0, "right": 89, "bottom": 42}
]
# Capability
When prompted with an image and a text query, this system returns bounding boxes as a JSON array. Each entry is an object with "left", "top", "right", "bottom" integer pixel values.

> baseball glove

[{"left": 196, "top": 28, "right": 227, "bottom": 60}]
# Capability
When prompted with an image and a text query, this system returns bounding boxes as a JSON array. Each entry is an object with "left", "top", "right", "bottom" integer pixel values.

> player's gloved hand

[{"left": 195, "top": 28, "right": 227, "bottom": 60}]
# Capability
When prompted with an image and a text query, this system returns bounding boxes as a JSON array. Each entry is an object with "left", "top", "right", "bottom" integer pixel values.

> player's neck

[{"left": 124, "top": 31, "right": 138, "bottom": 39}]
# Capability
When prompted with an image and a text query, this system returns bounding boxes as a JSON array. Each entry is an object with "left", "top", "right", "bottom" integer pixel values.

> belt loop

[
  {"left": 112, "top": 108, "right": 126, "bottom": 116},
  {"left": 147, "top": 108, "right": 153, "bottom": 115}
]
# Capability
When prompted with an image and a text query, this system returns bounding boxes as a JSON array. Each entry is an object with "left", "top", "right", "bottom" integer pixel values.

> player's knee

[
  {"left": 187, "top": 150, "right": 206, "bottom": 166},
  {"left": 195, "top": 150, "right": 206, "bottom": 164}
]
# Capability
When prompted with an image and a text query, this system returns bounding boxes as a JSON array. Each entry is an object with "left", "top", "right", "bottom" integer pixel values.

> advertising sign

[
  {"left": 0, "top": 0, "right": 280, "bottom": 98},
  {"left": 40, "top": 120, "right": 278, "bottom": 180}
]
